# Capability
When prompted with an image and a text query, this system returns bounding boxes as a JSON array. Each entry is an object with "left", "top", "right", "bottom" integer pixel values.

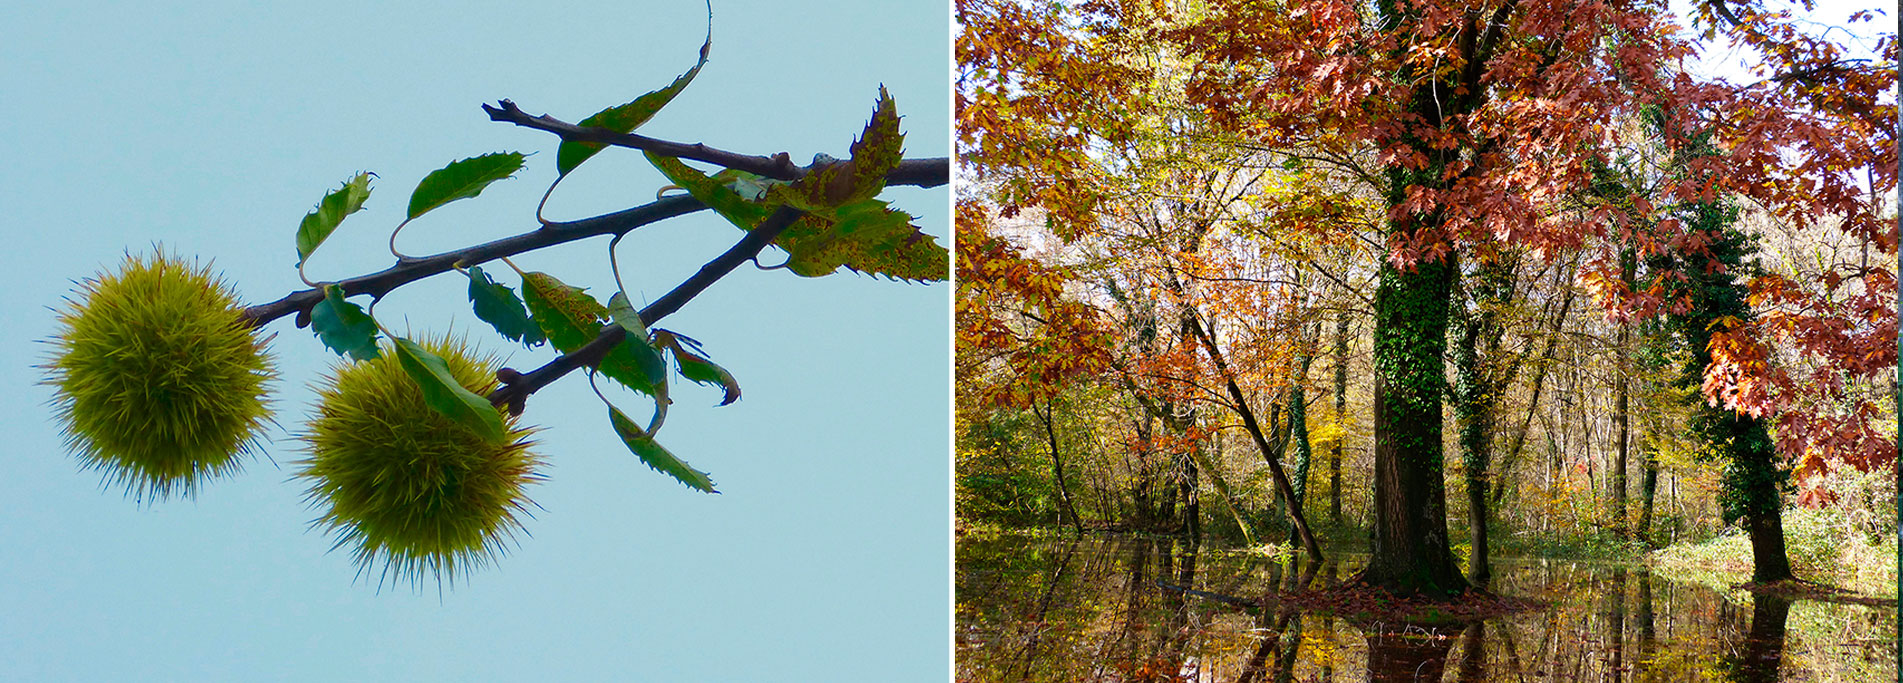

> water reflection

[{"left": 956, "top": 532, "right": 1895, "bottom": 682}]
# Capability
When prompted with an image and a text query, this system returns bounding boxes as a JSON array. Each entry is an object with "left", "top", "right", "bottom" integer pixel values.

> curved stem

[
  {"left": 388, "top": 218, "right": 416, "bottom": 261},
  {"left": 296, "top": 259, "right": 320, "bottom": 288},
  {"left": 608, "top": 232, "right": 631, "bottom": 304},
  {"left": 534, "top": 178, "right": 561, "bottom": 226},
  {"left": 751, "top": 253, "right": 792, "bottom": 271}
]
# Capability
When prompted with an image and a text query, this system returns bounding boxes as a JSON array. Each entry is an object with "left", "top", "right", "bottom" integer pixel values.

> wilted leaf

[
  {"left": 295, "top": 172, "right": 373, "bottom": 266},
  {"left": 843, "top": 86, "right": 904, "bottom": 202},
  {"left": 407, "top": 152, "right": 526, "bottom": 220},
  {"left": 310, "top": 285, "right": 380, "bottom": 361},
  {"left": 645, "top": 152, "right": 777, "bottom": 230},
  {"left": 656, "top": 330, "right": 740, "bottom": 406}
]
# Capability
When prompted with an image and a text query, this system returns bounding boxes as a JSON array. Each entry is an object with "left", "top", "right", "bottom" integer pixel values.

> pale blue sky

[{"left": 1, "top": 1, "right": 949, "bottom": 680}]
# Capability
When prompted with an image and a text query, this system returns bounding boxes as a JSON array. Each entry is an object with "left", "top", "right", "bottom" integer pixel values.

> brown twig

[{"left": 484, "top": 99, "right": 808, "bottom": 180}]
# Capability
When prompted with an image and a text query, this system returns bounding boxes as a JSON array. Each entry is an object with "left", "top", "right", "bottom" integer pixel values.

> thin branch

[
  {"left": 241, "top": 159, "right": 946, "bottom": 328},
  {"left": 485, "top": 99, "right": 805, "bottom": 180}
]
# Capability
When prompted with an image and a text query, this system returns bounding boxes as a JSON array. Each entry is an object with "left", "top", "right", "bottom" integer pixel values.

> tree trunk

[
  {"left": 1360, "top": 252, "right": 1468, "bottom": 596},
  {"left": 1613, "top": 328, "right": 1630, "bottom": 538},
  {"left": 1728, "top": 416, "right": 1795, "bottom": 583},
  {"left": 1182, "top": 310, "right": 1324, "bottom": 561},
  {"left": 1034, "top": 400, "right": 1085, "bottom": 534},
  {"left": 1453, "top": 254, "right": 1511, "bottom": 586},
  {"left": 1639, "top": 438, "right": 1659, "bottom": 543},
  {"left": 1286, "top": 350, "right": 1315, "bottom": 545},
  {"left": 1330, "top": 311, "right": 1348, "bottom": 525},
  {"left": 1179, "top": 447, "right": 1200, "bottom": 539},
  {"left": 1611, "top": 249, "right": 1634, "bottom": 538}
]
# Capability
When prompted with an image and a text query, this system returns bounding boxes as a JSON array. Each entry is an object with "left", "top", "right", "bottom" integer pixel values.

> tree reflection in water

[{"left": 956, "top": 532, "right": 1896, "bottom": 682}]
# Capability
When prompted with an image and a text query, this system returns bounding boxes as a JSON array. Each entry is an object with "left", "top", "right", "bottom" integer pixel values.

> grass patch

[{"left": 1650, "top": 507, "right": 1897, "bottom": 599}]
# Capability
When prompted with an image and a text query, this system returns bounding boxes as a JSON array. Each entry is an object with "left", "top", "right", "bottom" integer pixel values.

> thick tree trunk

[
  {"left": 1361, "top": 254, "right": 1468, "bottom": 596},
  {"left": 1453, "top": 254, "right": 1511, "bottom": 586},
  {"left": 1726, "top": 415, "right": 1794, "bottom": 583}
]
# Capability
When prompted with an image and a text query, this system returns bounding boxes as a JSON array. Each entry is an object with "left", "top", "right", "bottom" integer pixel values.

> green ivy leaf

[
  {"left": 608, "top": 404, "right": 715, "bottom": 493},
  {"left": 656, "top": 330, "right": 740, "bottom": 406},
  {"left": 407, "top": 152, "right": 526, "bottom": 220},
  {"left": 392, "top": 336, "right": 507, "bottom": 443},
  {"left": 556, "top": 19, "right": 712, "bottom": 177},
  {"left": 310, "top": 285, "right": 380, "bottom": 361},
  {"left": 466, "top": 266, "right": 544, "bottom": 348},
  {"left": 295, "top": 172, "right": 373, "bottom": 266},
  {"left": 518, "top": 271, "right": 656, "bottom": 396}
]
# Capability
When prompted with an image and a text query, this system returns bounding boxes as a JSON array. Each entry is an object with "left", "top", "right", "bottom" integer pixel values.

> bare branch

[{"left": 484, "top": 99, "right": 806, "bottom": 180}]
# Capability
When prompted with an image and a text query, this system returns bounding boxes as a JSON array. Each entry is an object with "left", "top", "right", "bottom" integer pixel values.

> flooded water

[{"left": 957, "top": 531, "right": 1895, "bottom": 682}]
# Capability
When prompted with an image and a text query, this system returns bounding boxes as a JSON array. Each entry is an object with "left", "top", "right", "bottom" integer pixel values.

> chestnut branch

[{"left": 240, "top": 158, "right": 946, "bottom": 328}]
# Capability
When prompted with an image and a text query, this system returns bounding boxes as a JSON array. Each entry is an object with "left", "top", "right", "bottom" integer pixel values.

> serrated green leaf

[
  {"left": 608, "top": 404, "right": 715, "bottom": 493},
  {"left": 519, "top": 271, "right": 607, "bottom": 351},
  {"left": 519, "top": 271, "right": 656, "bottom": 396},
  {"left": 656, "top": 330, "right": 740, "bottom": 406},
  {"left": 466, "top": 266, "right": 544, "bottom": 348},
  {"left": 844, "top": 85, "right": 903, "bottom": 202},
  {"left": 295, "top": 172, "right": 373, "bottom": 266},
  {"left": 407, "top": 152, "right": 526, "bottom": 220},
  {"left": 392, "top": 336, "right": 507, "bottom": 443},
  {"left": 310, "top": 285, "right": 381, "bottom": 361},
  {"left": 556, "top": 21, "right": 712, "bottom": 177},
  {"left": 778, "top": 200, "right": 947, "bottom": 282}
]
